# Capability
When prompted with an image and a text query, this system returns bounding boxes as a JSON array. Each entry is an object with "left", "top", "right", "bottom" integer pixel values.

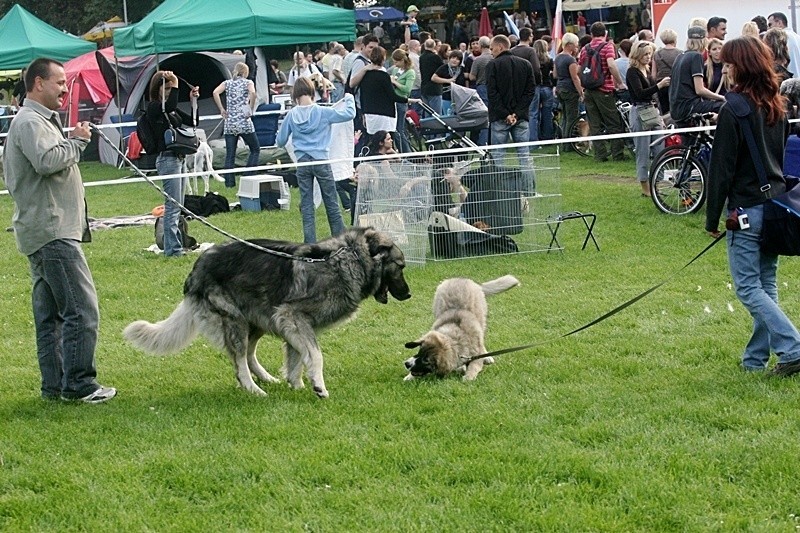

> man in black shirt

[{"left": 419, "top": 38, "right": 444, "bottom": 116}]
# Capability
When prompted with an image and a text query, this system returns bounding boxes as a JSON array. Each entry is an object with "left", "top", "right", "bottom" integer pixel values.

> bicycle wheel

[
  {"left": 649, "top": 148, "right": 707, "bottom": 215},
  {"left": 570, "top": 118, "right": 593, "bottom": 157}
]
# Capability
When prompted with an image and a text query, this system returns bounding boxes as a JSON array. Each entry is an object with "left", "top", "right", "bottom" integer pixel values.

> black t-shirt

[
  {"left": 434, "top": 63, "right": 466, "bottom": 101},
  {"left": 668, "top": 51, "right": 704, "bottom": 122},
  {"left": 419, "top": 50, "right": 444, "bottom": 97}
]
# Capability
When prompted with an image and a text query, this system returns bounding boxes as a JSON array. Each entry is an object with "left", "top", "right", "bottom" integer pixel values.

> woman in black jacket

[
  {"left": 705, "top": 36, "right": 800, "bottom": 375},
  {"left": 626, "top": 41, "right": 670, "bottom": 196},
  {"left": 357, "top": 47, "right": 416, "bottom": 146},
  {"left": 145, "top": 70, "right": 199, "bottom": 257}
]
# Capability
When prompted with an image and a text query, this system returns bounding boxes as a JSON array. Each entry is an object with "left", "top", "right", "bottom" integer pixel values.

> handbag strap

[
  {"left": 725, "top": 92, "right": 772, "bottom": 195},
  {"left": 160, "top": 76, "right": 197, "bottom": 130}
]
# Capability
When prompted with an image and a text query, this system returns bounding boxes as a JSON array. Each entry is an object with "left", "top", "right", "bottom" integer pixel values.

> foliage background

[{"left": 0, "top": 0, "right": 481, "bottom": 38}]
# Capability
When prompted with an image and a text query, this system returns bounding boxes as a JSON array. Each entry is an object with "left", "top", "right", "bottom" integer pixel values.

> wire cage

[{"left": 353, "top": 147, "right": 561, "bottom": 264}]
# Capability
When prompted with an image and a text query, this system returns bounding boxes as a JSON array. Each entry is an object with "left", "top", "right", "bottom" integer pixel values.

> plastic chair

[{"left": 252, "top": 103, "right": 280, "bottom": 147}]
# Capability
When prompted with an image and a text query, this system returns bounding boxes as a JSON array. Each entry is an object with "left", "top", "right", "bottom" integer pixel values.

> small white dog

[{"left": 184, "top": 129, "right": 224, "bottom": 195}]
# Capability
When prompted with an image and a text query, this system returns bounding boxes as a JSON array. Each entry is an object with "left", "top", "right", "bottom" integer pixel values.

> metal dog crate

[{"left": 353, "top": 151, "right": 561, "bottom": 264}]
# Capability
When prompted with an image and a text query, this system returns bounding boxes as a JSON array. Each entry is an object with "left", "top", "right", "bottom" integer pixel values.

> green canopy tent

[
  {"left": 0, "top": 4, "right": 96, "bottom": 69},
  {"left": 113, "top": 0, "right": 356, "bottom": 56}
]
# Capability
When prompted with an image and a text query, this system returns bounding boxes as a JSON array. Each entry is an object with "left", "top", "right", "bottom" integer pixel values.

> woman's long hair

[
  {"left": 366, "top": 130, "right": 392, "bottom": 155},
  {"left": 721, "top": 36, "right": 786, "bottom": 125}
]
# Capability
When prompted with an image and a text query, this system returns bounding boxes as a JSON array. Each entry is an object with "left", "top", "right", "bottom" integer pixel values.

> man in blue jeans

[
  {"left": 3, "top": 58, "right": 116, "bottom": 403},
  {"left": 486, "top": 35, "right": 536, "bottom": 192}
]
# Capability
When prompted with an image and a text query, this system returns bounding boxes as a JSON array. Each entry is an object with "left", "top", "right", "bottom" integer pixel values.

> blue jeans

[
  {"left": 728, "top": 204, "right": 800, "bottom": 370},
  {"left": 296, "top": 154, "right": 346, "bottom": 243},
  {"left": 538, "top": 86, "right": 555, "bottom": 141},
  {"left": 224, "top": 132, "right": 260, "bottom": 188},
  {"left": 331, "top": 81, "right": 345, "bottom": 103},
  {"left": 156, "top": 153, "right": 186, "bottom": 257},
  {"left": 28, "top": 239, "right": 100, "bottom": 399},
  {"left": 421, "top": 93, "right": 442, "bottom": 117},
  {"left": 490, "top": 119, "right": 536, "bottom": 192},
  {"left": 527, "top": 87, "right": 541, "bottom": 142}
]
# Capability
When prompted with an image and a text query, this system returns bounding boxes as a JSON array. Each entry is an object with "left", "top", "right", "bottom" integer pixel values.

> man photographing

[{"left": 3, "top": 57, "right": 116, "bottom": 404}]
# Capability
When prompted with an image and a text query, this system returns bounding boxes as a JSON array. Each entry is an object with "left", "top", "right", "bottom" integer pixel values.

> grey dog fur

[{"left": 123, "top": 227, "right": 411, "bottom": 398}]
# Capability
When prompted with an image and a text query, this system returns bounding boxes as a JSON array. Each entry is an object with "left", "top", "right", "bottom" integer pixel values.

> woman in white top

[{"left": 213, "top": 62, "right": 259, "bottom": 188}]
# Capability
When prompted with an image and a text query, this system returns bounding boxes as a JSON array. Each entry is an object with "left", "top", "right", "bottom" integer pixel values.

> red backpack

[{"left": 580, "top": 41, "right": 609, "bottom": 90}]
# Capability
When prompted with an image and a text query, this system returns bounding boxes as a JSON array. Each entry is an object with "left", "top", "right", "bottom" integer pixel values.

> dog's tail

[
  {"left": 123, "top": 300, "right": 198, "bottom": 355},
  {"left": 481, "top": 275, "right": 520, "bottom": 296}
]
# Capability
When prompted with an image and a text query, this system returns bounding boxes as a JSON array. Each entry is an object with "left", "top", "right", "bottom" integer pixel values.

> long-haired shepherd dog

[
  {"left": 404, "top": 275, "right": 519, "bottom": 381},
  {"left": 123, "top": 228, "right": 411, "bottom": 398}
]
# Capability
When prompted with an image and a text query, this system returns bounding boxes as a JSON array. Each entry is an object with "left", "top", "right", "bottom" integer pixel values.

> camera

[
  {"left": 725, "top": 207, "right": 750, "bottom": 231},
  {"left": 738, "top": 212, "right": 750, "bottom": 230}
]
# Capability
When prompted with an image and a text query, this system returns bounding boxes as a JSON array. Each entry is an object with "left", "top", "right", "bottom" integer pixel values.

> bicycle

[
  {"left": 647, "top": 113, "right": 714, "bottom": 215},
  {"left": 552, "top": 103, "right": 593, "bottom": 156},
  {"left": 557, "top": 98, "right": 636, "bottom": 158}
]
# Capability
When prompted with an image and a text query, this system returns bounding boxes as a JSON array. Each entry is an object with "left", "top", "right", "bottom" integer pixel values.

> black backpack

[
  {"left": 154, "top": 215, "right": 197, "bottom": 251},
  {"left": 580, "top": 41, "right": 609, "bottom": 90},
  {"left": 344, "top": 55, "right": 369, "bottom": 95},
  {"left": 136, "top": 110, "right": 158, "bottom": 155}
]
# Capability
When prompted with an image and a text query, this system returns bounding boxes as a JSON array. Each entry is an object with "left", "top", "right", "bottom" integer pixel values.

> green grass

[{"left": 3, "top": 156, "right": 800, "bottom": 531}]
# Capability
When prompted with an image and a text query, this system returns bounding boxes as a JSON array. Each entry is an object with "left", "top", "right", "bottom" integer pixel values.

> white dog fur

[{"left": 183, "top": 129, "right": 224, "bottom": 195}]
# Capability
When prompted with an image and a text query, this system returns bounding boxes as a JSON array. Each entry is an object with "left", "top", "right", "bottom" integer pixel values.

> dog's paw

[
  {"left": 483, "top": 356, "right": 495, "bottom": 365},
  {"left": 287, "top": 379, "right": 304, "bottom": 390},
  {"left": 313, "top": 386, "right": 329, "bottom": 399},
  {"left": 242, "top": 384, "right": 267, "bottom": 396}
]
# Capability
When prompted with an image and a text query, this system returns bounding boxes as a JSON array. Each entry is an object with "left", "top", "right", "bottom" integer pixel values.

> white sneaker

[{"left": 62, "top": 386, "right": 117, "bottom": 404}]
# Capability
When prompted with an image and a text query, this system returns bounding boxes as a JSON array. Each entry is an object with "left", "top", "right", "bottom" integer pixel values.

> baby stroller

[{"left": 407, "top": 84, "right": 488, "bottom": 154}]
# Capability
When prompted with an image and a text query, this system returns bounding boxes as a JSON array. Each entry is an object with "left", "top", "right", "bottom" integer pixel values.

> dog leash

[
  {"left": 91, "top": 123, "right": 343, "bottom": 263},
  {"left": 464, "top": 232, "right": 727, "bottom": 364}
]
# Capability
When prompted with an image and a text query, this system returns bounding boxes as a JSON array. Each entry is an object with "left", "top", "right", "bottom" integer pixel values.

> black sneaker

[{"left": 771, "top": 360, "right": 800, "bottom": 377}]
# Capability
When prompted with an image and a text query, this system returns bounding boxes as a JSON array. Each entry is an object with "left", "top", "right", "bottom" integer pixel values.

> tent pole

[
  {"left": 115, "top": 54, "right": 124, "bottom": 166},
  {"left": 544, "top": 1, "right": 553, "bottom": 34}
]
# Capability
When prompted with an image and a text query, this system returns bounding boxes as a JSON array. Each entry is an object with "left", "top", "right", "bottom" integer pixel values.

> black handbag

[
  {"left": 164, "top": 124, "right": 198, "bottom": 155},
  {"left": 761, "top": 177, "right": 800, "bottom": 256},
  {"left": 728, "top": 92, "right": 800, "bottom": 256}
]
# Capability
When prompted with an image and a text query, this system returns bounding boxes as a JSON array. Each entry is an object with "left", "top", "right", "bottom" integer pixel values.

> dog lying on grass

[
  {"left": 404, "top": 275, "right": 519, "bottom": 381},
  {"left": 123, "top": 228, "right": 411, "bottom": 398}
]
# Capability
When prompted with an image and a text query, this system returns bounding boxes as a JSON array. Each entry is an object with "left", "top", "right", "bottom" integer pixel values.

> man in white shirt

[
  {"left": 287, "top": 51, "right": 323, "bottom": 100},
  {"left": 321, "top": 42, "right": 338, "bottom": 79},
  {"left": 407, "top": 39, "right": 422, "bottom": 113},
  {"left": 330, "top": 44, "right": 346, "bottom": 102}
]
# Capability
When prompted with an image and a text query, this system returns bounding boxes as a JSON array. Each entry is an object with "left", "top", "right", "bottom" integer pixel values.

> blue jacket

[{"left": 276, "top": 94, "right": 355, "bottom": 160}]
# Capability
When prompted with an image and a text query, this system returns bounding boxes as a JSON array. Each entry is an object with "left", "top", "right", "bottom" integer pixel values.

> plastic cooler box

[{"left": 237, "top": 175, "right": 285, "bottom": 212}]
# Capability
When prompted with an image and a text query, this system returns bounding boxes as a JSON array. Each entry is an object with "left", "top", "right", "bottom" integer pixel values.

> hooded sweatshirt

[{"left": 276, "top": 94, "right": 355, "bottom": 160}]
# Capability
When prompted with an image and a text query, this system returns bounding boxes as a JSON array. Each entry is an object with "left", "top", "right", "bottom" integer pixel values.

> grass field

[{"left": 2, "top": 153, "right": 800, "bottom": 531}]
